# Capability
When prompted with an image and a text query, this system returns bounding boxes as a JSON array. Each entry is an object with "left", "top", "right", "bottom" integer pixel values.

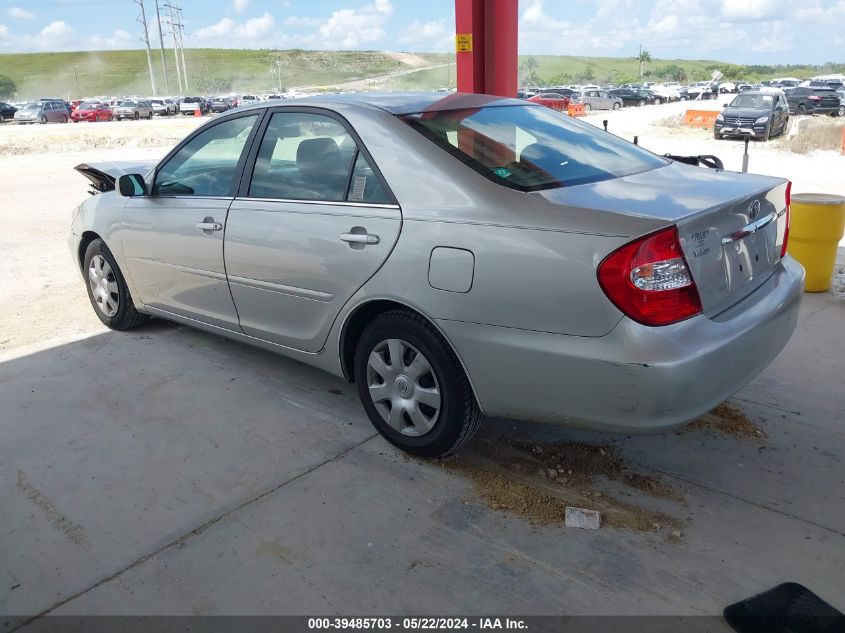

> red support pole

[{"left": 455, "top": 0, "right": 518, "bottom": 97}]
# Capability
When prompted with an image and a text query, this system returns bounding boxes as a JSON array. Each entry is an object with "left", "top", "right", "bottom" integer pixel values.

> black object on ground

[{"left": 724, "top": 582, "right": 845, "bottom": 633}]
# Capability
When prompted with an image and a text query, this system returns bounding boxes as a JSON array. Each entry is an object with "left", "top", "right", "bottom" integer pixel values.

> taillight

[
  {"left": 808, "top": 95, "right": 821, "bottom": 101},
  {"left": 598, "top": 226, "right": 702, "bottom": 326},
  {"left": 781, "top": 180, "right": 791, "bottom": 258}
]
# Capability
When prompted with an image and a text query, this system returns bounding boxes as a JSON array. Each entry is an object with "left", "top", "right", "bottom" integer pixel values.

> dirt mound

[
  {"left": 687, "top": 401, "right": 767, "bottom": 440},
  {"left": 442, "top": 437, "right": 684, "bottom": 535}
]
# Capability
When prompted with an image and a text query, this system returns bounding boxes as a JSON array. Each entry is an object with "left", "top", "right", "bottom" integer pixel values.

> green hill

[{"left": 0, "top": 48, "right": 841, "bottom": 99}]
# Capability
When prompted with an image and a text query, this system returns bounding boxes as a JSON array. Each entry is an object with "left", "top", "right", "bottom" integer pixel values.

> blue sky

[{"left": 0, "top": 0, "right": 843, "bottom": 64}]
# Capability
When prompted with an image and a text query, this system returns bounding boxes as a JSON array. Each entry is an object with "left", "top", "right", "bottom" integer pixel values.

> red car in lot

[
  {"left": 71, "top": 102, "right": 113, "bottom": 123},
  {"left": 527, "top": 92, "right": 571, "bottom": 112}
]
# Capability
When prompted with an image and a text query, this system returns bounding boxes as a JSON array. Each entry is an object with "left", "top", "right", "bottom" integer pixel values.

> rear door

[{"left": 224, "top": 108, "right": 401, "bottom": 352}]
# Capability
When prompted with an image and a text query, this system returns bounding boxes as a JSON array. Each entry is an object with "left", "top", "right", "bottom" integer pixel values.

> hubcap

[
  {"left": 88, "top": 255, "right": 119, "bottom": 318},
  {"left": 366, "top": 338, "right": 441, "bottom": 437}
]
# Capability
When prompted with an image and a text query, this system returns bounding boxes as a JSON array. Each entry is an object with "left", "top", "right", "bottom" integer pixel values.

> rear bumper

[{"left": 439, "top": 256, "right": 804, "bottom": 433}]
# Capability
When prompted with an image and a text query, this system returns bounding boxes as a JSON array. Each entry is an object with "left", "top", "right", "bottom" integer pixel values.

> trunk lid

[{"left": 539, "top": 161, "right": 789, "bottom": 315}]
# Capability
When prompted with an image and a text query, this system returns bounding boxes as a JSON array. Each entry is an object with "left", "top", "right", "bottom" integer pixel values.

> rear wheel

[
  {"left": 797, "top": 104, "right": 806, "bottom": 115},
  {"left": 147, "top": 111, "right": 153, "bottom": 120},
  {"left": 354, "top": 310, "right": 482, "bottom": 458},
  {"left": 40, "top": 115, "right": 47, "bottom": 124},
  {"left": 612, "top": 102, "right": 620, "bottom": 110},
  {"left": 583, "top": 103, "right": 592, "bottom": 111},
  {"left": 838, "top": 105, "right": 845, "bottom": 117},
  {"left": 638, "top": 99, "right": 646, "bottom": 107},
  {"left": 83, "top": 239, "right": 148, "bottom": 330},
  {"left": 134, "top": 111, "right": 140, "bottom": 120}
]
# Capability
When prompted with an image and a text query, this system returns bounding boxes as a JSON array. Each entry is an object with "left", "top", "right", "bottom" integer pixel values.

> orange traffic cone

[{"left": 194, "top": 106, "right": 201, "bottom": 118}]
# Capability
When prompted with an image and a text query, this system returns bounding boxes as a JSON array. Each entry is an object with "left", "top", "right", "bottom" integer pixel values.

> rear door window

[{"left": 247, "top": 112, "right": 358, "bottom": 202}]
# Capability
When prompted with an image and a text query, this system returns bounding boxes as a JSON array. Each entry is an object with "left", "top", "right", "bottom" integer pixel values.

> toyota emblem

[{"left": 748, "top": 199, "right": 761, "bottom": 220}]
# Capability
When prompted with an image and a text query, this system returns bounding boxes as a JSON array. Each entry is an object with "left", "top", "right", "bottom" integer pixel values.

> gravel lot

[{"left": 1, "top": 102, "right": 843, "bottom": 620}]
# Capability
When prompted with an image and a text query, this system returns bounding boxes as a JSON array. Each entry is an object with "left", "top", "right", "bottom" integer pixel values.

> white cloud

[
  {"left": 720, "top": 0, "right": 787, "bottom": 22},
  {"left": 318, "top": 0, "right": 393, "bottom": 49},
  {"left": 6, "top": 7, "right": 35, "bottom": 19},
  {"left": 398, "top": 19, "right": 452, "bottom": 50},
  {"left": 0, "top": 24, "right": 8, "bottom": 39},
  {"left": 233, "top": 0, "right": 248, "bottom": 14},
  {"left": 195, "top": 12, "right": 274, "bottom": 41},
  {"left": 39, "top": 20, "right": 75, "bottom": 46}
]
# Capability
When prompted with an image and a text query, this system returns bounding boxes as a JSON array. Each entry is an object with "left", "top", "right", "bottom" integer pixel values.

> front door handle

[
  {"left": 197, "top": 216, "right": 223, "bottom": 232},
  {"left": 340, "top": 232, "right": 379, "bottom": 245}
]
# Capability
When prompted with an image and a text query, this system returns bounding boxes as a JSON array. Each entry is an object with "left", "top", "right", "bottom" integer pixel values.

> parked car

[
  {"left": 209, "top": 96, "right": 233, "bottom": 113},
  {"left": 609, "top": 88, "right": 649, "bottom": 107},
  {"left": 149, "top": 99, "right": 175, "bottom": 116},
  {"left": 526, "top": 92, "right": 571, "bottom": 112},
  {"left": 14, "top": 101, "right": 69, "bottom": 124},
  {"left": 69, "top": 93, "right": 803, "bottom": 457},
  {"left": 836, "top": 89, "right": 845, "bottom": 117},
  {"left": 714, "top": 91, "right": 789, "bottom": 141},
  {"left": 239, "top": 94, "right": 260, "bottom": 107},
  {"left": 0, "top": 101, "right": 18, "bottom": 123},
  {"left": 580, "top": 90, "right": 623, "bottom": 111},
  {"left": 71, "top": 102, "right": 113, "bottom": 122},
  {"left": 650, "top": 85, "right": 681, "bottom": 102},
  {"left": 179, "top": 96, "right": 206, "bottom": 115},
  {"left": 785, "top": 86, "right": 841, "bottom": 115},
  {"left": 114, "top": 99, "right": 153, "bottom": 121},
  {"left": 737, "top": 83, "right": 755, "bottom": 92}
]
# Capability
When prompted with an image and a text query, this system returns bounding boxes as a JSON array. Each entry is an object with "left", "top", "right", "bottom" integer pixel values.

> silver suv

[{"left": 114, "top": 99, "right": 154, "bottom": 121}]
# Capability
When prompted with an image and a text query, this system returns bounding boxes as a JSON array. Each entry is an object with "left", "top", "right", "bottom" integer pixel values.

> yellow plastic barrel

[{"left": 787, "top": 193, "right": 845, "bottom": 292}]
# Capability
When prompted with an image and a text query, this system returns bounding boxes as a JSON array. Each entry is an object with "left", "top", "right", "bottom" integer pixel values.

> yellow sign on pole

[{"left": 455, "top": 33, "right": 473, "bottom": 53}]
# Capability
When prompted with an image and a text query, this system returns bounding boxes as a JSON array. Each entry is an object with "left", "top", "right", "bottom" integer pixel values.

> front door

[
  {"left": 224, "top": 109, "right": 402, "bottom": 352},
  {"left": 121, "top": 112, "right": 261, "bottom": 330}
]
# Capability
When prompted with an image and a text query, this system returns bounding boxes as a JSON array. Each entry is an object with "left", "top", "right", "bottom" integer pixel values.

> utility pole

[
  {"left": 639, "top": 44, "right": 643, "bottom": 81},
  {"left": 72, "top": 64, "right": 81, "bottom": 98},
  {"left": 164, "top": 8, "right": 183, "bottom": 92},
  {"left": 164, "top": 3, "right": 188, "bottom": 92},
  {"left": 135, "top": 0, "right": 158, "bottom": 95},
  {"left": 272, "top": 57, "right": 282, "bottom": 93},
  {"left": 154, "top": 0, "right": 169, "bottom": 93}
]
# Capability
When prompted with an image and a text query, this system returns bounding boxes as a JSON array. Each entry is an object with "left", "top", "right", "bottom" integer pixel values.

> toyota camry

[{"left": 69, "top": 93, "right": 804, "bottom": 457}]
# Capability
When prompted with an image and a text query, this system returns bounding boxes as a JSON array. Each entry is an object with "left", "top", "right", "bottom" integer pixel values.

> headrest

[{"left": 297, "top": 137, "right": 340, "bottom": 179}]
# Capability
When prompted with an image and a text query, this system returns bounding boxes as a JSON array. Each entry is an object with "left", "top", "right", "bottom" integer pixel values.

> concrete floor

[{"left": 1, "top": 291, "right": 843, "bottom": 622}]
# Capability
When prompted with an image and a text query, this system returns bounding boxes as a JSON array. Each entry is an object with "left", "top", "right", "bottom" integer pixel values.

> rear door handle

[
  {"left": 340, "top": 232, "right": 379, "bottom": 245},
  {"left": 197, "top": 217, "right": 223, "bottom": 232}
]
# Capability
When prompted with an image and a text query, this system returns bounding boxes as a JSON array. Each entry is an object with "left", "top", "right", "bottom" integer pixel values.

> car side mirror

[
  {"left": 118, "top": 174, "right": 147, "bottom": 197},
  {"left": 723, "top": 103, "right": 728, "bottom": 108}
]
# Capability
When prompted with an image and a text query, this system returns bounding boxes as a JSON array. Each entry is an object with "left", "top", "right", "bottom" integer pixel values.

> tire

[
  {"left": 0, "top": 114, "right": 4, "bottom": 123},
  {"left": 583, "top": 103, "right": 592, "bottom": 111},
  {"left": 83, "top": 239, "right": 148, "bottom": 331},
  {"left": 797, "top": 104, "right": 806, "bottom": 115},
  {"left": 62, "top": 115, "right": 68, "bottom": 123},
  {"left": 354, "top": 309, "right": 482, "bottom": 458},
  {"left": 638, "top": 99, "right": 646, "bottom": 107},
  {"left": 762, "top": 126, "right": 771, "bottom": 142},
  {"left": 612, "top": 102, "right": 620, "bottom": 110},
  {"left": 838, "top": 105, "right": 845, "bottom": 117},
  {"left": 134, "top": 111, "right": 140, "bottom": 120},
  {"left": 713, "top": 130, "right": 721, "bottom": 140},
  {"left": 147, "top": 111, "right": 153, "bottom": 120},
  {"left": 40, "top": 115, "right": 47, "bottom": 124}
]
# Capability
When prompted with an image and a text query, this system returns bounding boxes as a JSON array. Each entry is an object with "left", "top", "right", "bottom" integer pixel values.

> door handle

[
  {"left": 340, "top": 232, "right": 379, "bottom": 245},
  {"left": 197, "top": 217, "right": 223, "bottom": 232}
]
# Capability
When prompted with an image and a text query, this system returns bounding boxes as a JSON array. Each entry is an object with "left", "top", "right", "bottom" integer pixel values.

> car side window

[
  {"left": 248, "top": 112, "right": 357, "bottom": 202},
  {"left": 346, "top": 152, "right": 392, "bottom": 205},
  {"left": 153, "top": 114, "right": 259, "bottom": 197}
]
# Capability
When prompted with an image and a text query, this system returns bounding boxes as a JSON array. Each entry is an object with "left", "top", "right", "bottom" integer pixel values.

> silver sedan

[{"left": 69, "top": 93, "right": 804, "bottom": 457}]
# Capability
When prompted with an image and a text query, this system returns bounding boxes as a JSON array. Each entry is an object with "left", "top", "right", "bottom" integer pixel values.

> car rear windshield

[
  {"left": 79, "top": 102, "right": 99, "bottom": 109},
  {"left": 400, "top": 105, "right": 667, "bottom": 191},
  {"left": 730, "top": 94, "right": 774, "bottom": 108},
  {"left": 119, "top": 100, "right": 137, "bottom": 106}
]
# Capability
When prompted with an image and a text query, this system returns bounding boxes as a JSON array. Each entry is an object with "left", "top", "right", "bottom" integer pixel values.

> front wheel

[
  {"left": 83, "top": 239, "right": 148, "bottom": 330},
  {"left": 354, "top": 310, "right": 482, "bottom": 458},
  {"left": 40, "top": 115, "right": 47, "bottom": 124},
  {"left": 612, "top": 102, "right": 621, "bottom": 110},
  {"left": 797, "top": 104, "right": 806, "bottom": 115},
  {"left": 838, "top": 105, "right": 845, "bottom": 117},
  {"left": 638, "top": 99, "right": 646, "bottom": 107}
]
